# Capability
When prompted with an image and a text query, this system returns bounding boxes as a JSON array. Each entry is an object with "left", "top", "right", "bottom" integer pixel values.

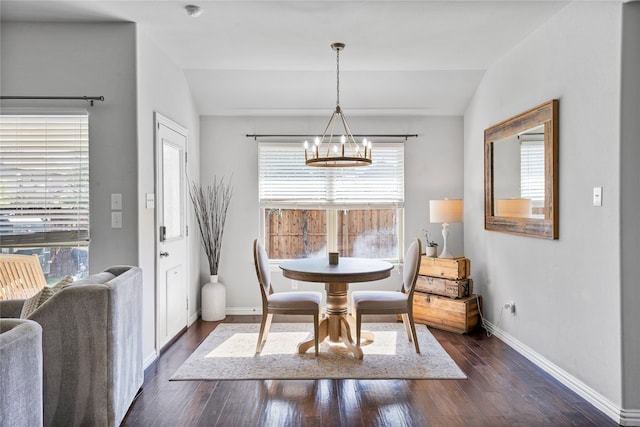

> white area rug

[{"left": 171, "top": 323, "right": 466, "bottom": 380}]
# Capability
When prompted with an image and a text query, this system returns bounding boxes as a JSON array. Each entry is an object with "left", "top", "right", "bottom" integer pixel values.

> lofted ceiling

[{"left": 0, "top": 1, "right": 571, "bottom": 116}]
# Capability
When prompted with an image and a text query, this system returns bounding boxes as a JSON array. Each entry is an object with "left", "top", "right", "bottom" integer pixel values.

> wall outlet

[
  {"left": 291, "top": 280, "right": 298, "bottom": 290},
  {"left": 593, "top": 186, "right": 602, "bottom": 207},
  {"left": 504, "top": 301, "right": 516, "bottom": 314}
]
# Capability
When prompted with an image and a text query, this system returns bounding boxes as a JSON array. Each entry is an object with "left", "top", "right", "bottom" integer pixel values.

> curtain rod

[
  {"left": 0, "top": 96, "right": 105, "bottom": 106},
  {"left": 247, "top": 134, "right": 418, "bottom": 141}
]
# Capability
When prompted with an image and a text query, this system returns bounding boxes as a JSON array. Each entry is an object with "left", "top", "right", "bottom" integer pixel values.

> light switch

[
  {"left": 593, "top": 186, "right": 602, "bottom": 207},
  {"left": 111, "top": 193, "right": 122, "bottom": 210},
  {"left": 111, "top": 211, "right": 123, "bottom": 228},
  {"left": 145, "top": 193, "right": 155, "bottom": 209}
]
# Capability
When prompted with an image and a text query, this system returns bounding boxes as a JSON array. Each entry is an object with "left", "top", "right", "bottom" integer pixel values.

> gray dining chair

[
  {"left": 253, "top": 239, "right": 322, "bottom": 355},
  {"left": 351, "top": 238, "right": 422, "bottom": 353}
]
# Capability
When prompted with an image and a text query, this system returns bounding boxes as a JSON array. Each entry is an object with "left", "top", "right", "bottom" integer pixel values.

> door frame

[{"left": 154, "top": 112, "right": 190, "bottom": 351}]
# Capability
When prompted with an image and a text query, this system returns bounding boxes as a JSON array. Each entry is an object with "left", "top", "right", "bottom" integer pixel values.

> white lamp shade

[
  {"left": 495, "top": 198, "right": 531, "bottom": 218},
  {"left": 430, "top": 199, "right": 463, "bottom": 223}
]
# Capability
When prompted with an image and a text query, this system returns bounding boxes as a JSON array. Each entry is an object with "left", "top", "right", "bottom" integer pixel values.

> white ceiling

[{"left": 1, "top": 1, "right": 571, "bottom": 116}]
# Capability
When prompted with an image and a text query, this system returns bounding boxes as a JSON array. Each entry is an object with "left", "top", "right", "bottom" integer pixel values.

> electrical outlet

[
  {"left": 593, "top": 186, "right": 602, "bottom": 207},
  {"left": 291, "top": 280, "right": 298, "bottom": 290},
  {"left": 504, "top": 301, "right": 516, "bottom": 314}
]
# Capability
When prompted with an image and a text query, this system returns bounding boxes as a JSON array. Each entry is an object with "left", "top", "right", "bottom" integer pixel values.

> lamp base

[
  {"left": 439, "top": 222, "right": 455, "bottom": 259},
  {"left": 438, "top": 248, "right": 455, "bottom": 259}
]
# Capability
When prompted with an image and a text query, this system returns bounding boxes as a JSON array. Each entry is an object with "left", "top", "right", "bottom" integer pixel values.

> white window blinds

[
  {"left": 259, "top": 142, "right": 404, "bottom": 209},
  {"left": 520, "top": 141, "right": 545, "bottom": 201},
  {"left": 0, "top": 114, "right": 90, "bottom": 247}
]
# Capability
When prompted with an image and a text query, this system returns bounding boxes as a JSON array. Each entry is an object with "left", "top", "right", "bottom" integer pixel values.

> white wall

[
  {"left": 0, "top": 22, "right": 139, "bottom": 272},
  {"left": 620, "top": 2, "right": 640, "bottom": 415},
  {"left": 465, "top": 0, "right": 624, "bottom": 412},
  {"left": 136, "top": 30, "right": 201, "bottom": 362},
  {"left": 0, "top": 22, "right": 203, "bottom": 365},
  {"left": 199, "top": 115, "right": 463, "bottom": 312}
]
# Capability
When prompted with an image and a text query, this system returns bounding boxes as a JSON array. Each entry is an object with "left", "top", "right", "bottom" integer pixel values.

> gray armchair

[
  {"left": 0, "top": 266, "right": 143, "bottom": 427},
  {"left": 0, "top": 318, "right": 43, "bottom": 427}
]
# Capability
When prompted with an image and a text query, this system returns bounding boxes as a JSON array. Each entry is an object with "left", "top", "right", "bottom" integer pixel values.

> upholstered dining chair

[
  {"left": 351, "top": 238, "right": 422, "bottom": 353},
  {"left": 253, "top": 239, "right": 322, "bottom": 355}
]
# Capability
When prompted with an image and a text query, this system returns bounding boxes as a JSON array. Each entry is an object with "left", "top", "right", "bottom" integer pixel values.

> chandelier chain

[{"left": 336, "top": 47, "right": 340, "bottom": 108}]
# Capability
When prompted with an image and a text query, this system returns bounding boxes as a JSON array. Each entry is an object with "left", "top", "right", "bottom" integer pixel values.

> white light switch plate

[
  {"left": 111, "top": 211, "right": 123, "bottom": 228},
  {"left": 145, "top": 193, "right": 155, "bottom": 209},
  {"left": 593, "top": 186, "right": 602, "bottom": 207}
]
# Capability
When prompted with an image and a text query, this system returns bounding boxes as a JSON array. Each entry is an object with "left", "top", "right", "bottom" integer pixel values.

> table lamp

[
  {"left": 429, "top": 199, "right": 463, "bottom": 259},
  {"left": 495, "top": 198, "right": 531, "bottom": 218}
]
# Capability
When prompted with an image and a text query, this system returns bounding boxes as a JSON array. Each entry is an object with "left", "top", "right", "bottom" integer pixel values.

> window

[
  {"left": 259, "top": 142, "right": 404, "bottom": 260},
  {"left": 0, "top": 114, "right": 90, "bottom": 281},
  {"left": 520, "top": 140, "right": 545, "bottom": 217}
]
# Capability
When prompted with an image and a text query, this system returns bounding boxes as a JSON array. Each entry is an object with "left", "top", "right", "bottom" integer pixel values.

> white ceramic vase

[
  {"left": 201, "top": 274, "right": 226, "bottom": 321},
  {"left": 425, "top": 246, "right": 438, "bottom": 257}
]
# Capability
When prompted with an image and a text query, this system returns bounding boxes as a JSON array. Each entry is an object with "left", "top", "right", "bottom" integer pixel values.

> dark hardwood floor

[{"left": 121, "top": 316, "right": 617, "bottom": 427}]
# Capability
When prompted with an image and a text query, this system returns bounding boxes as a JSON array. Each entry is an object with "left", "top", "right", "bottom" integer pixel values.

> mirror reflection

[
  {"left": 492, "top": 124, "right": 544, "bottom": 219},
  {"left": 484, "top": 99, "right": 558, "bottom": 239}
]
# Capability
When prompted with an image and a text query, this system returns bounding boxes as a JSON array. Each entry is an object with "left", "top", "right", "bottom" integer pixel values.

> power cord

[
  {"left": 475, "top": 294, "right": 510, "bottom": 338},
  {"left": 475, "top": 294, "right": 492, "bottom": 337}
]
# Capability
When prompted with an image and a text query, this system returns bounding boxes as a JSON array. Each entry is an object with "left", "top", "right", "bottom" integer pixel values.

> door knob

[{"left": 159, "top": 251, "right": 169, "bottom": 258}]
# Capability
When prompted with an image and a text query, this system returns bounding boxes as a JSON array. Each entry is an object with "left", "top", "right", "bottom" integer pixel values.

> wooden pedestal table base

[{"left": 280, "top": 257, "right": 394, "bottom": 360}]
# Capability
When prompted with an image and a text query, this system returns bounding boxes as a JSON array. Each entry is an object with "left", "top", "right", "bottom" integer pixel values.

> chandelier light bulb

[{"left": 304, "top": 42, "right": 372, "bottom": 167}]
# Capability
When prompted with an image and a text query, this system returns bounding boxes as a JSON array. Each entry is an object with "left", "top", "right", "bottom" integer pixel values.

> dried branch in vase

[{"left": 189, "top": 175, "right": 233, "bottom": 275}]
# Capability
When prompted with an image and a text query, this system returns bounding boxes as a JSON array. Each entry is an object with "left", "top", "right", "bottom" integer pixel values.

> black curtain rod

[
  {"left": 0, "top": 96, "right": 105, "bottom": 106},
  {"left": 247, "top": 134, "right": 418, "bottom": 141}
]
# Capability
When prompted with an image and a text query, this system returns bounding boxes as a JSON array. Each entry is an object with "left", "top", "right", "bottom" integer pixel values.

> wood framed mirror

[{"left": 484, "top": 99, "right": 558, "bottom": 239}]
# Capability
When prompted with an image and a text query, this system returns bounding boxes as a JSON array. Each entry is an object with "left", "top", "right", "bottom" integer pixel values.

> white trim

[
  {"left": 226, "top": 306, "right": 263, "bottom": 316},
  {"left": 143, "top": 351, "right": 158, "bottom": 371},
  {"left": 188, "top": 311, "right": 199, "bottom": 326},
  {"left": 620, "top": 409, "right": 640, "bottom": 426},
  {"left": 484, "top": 321, "right": 633, "bottom": 425}
]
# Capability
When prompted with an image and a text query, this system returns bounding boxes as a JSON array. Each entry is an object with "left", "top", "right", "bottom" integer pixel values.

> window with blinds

[
  {"left": 520, "top": 141, "right": 545, "bottom": 201},
  {"left": 0, "top": 114, "right": 90, "bottom": 249},
  {"left": 259, "top": 142, "right": 404, "bottom": 209},
  {"left": 259, "top": 142, "right": 404, "bottom": 260}
]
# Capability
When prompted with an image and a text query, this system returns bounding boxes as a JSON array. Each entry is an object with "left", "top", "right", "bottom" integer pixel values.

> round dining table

[{"left": 279, "top": 256, "right": 394, "bottom": 359}]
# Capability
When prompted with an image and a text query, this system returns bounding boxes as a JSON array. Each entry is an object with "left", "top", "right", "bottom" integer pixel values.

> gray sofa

[
  {"left": 0, "top": 266, "right": 143, "bottom": 427},
  {"left": 0, "top": 319, "right": 43, "bottom": 427}
]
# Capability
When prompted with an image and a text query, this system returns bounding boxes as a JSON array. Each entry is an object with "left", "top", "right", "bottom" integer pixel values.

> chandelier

[{"left": 304, "top": 43, "right": 372, "bottom": 167}]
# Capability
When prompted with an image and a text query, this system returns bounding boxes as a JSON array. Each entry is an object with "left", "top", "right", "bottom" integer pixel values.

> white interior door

[{"left": 155, "top": 113, "right": 189, "bottom": 351}]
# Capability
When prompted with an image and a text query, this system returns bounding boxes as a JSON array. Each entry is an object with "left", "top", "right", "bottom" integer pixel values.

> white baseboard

[
  {"left": 188, "top": 311, "right": 199, "bottom": 326},
  {"left": 143, "top": 351, "right": 158, "bottom": 371},
  {"left": 621, "top": 409, "right": 640, "bottom": 426},
  {"left": 484, "top": 321, "right": 640, "bottom": 426},
  {"left": 226, "top": 306, "right": 262, "bottom": 316}
]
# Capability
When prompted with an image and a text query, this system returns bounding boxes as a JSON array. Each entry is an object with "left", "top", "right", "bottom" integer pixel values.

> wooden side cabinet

[
  {"left": 412, "top": 256, "right": 482, "bottom": 333},
  {"left": 412, "top": 293, "right": 482, "bottom": 334}
]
